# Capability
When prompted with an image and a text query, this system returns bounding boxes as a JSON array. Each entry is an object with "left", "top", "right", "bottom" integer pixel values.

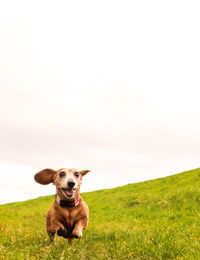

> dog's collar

[{"left": 56, "top": 195, "right": 80, "bottom": 208}]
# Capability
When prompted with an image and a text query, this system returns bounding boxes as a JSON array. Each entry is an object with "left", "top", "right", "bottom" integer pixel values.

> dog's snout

[{"left": 68, "top": 181, "right": 75, "bottom": 188}]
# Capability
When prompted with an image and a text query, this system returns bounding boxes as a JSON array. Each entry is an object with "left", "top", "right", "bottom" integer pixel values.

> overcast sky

[{"left": 0, "top": 1, "right": 200, "bottom": 204}]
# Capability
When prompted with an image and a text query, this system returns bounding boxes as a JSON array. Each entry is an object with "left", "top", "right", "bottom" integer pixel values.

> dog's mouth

[{"left": 61, "top": 188, "right": 76, "bottom": 197}]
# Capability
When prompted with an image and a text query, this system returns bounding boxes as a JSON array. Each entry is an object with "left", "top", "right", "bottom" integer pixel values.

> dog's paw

[
  {"left": 72, "top": 227, "right": 82, "bottom": 239},
  {"left": 57, "top": 227, "right": 68, "bottom": 238}
]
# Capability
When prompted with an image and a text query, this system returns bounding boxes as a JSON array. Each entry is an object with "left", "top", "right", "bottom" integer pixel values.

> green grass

[{"left": 1, "top": 169, "right": 200, "bottom": 259}]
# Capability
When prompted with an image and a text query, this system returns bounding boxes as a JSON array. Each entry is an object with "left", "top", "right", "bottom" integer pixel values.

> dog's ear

[
  {"left": 79, "top": 170, "right": 90, "bottom": 177},
  {"left": 34, "top": 168, "right": 57, "bottom": 185}
]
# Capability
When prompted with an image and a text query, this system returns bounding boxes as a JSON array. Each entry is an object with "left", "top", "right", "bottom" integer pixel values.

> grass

[{"left": 0, "top": 168, "right": 200, "bottom": 259}]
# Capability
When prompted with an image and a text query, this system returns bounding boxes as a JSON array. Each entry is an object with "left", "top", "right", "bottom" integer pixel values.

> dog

[{"left": 34, "top": 168, "right": 90, "bottom": 243}]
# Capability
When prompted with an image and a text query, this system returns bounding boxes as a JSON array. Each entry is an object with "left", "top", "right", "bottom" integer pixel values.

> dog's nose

[{"left": 68, "top": 181, "right": 75, "bottom": 188}]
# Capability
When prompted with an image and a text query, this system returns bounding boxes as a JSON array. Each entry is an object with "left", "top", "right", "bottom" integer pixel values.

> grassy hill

[{"left": 0, "top": 169, "right": 200, "bottom": 259}]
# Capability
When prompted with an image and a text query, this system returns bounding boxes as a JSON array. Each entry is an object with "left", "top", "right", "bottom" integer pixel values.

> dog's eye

[
  {"left": 59, "top": 171, "right": 65, "bottom": 177},
  {"left": 74, "top": 172, "right": 79, "bottom": 177}
]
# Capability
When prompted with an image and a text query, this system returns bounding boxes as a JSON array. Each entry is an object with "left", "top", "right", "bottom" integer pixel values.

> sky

[{"left": 0, "top": 1, "right": 200, "bottom": 204}]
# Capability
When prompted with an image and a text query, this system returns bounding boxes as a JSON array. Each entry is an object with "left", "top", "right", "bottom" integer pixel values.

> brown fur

[{"left": 34, "top": 168, "right": 90, "bottom": 243}]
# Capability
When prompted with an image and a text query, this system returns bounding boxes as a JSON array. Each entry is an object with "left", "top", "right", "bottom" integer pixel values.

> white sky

[{"left": 0, "top": 1, "right": 200, "bottom": 204}]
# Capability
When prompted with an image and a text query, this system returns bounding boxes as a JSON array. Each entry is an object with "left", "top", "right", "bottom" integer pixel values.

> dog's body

[{"left": 34, "top": 168, "right": 90, "bottom": 243}]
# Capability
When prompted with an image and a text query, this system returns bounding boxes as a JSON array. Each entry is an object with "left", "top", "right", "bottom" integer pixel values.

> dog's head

[{"left": 34, "top": 168, "right": 90, "bottom": 200}]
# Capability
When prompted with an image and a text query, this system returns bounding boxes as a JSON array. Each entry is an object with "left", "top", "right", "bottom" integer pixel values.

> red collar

[{"left": 56, "top": 195, "right": 80, "bottom": 208}]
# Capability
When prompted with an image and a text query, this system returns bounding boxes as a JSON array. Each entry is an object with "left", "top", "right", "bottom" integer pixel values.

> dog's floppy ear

[
  {"left": 34, "top": 168, "right": 57, "bottom": 185},
  {"left": 79, "top": 170, "right": 90, "bottom": 177}
]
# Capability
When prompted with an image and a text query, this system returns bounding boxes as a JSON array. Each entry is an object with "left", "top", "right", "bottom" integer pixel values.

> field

[{"left": 0, "top": 168, "right": 200, "bottom": 259}]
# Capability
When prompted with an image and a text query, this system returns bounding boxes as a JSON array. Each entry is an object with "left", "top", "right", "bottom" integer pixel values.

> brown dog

[{"left": 34, "top": 168, "right": 90, "bottom": 243}]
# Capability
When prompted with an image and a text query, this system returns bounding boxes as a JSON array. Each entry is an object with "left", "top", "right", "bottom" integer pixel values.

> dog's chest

[{"left": 61, "top": 208, "right": 79, "bottom": 231}]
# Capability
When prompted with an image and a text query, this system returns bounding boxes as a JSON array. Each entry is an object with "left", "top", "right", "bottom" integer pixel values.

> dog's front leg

[
  {"left": 47, "top": 222, "right": 67, "bottom": 241},
  {"left": 47, "top": 214, "right": 68, "bottom": 241},
  {"left": 72, "top": 217, "right": 88, "bottom": 238}
]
